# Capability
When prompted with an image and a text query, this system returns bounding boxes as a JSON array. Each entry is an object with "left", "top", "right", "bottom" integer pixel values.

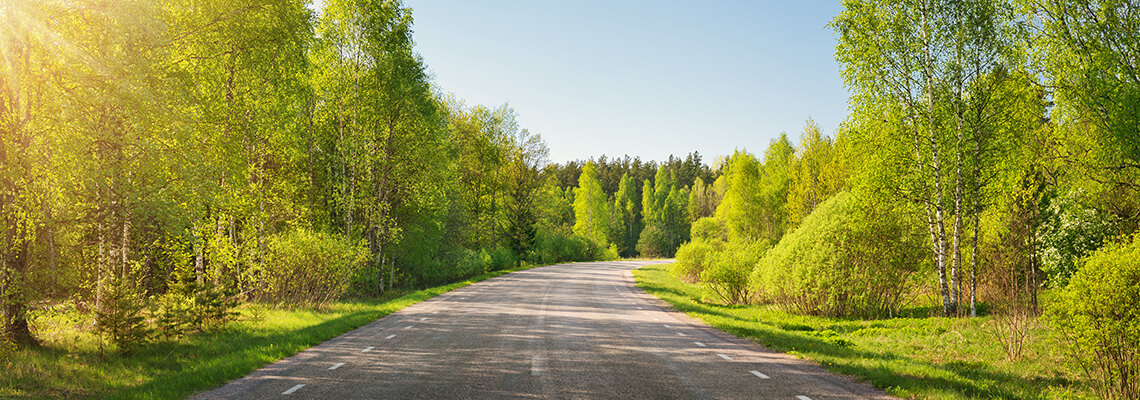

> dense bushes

[
  {"left": 672, "top": 217, "right": 763, "bottom": 304},
  {"left": 672, "top": 218, "right": 727, "bottom": 283},
  {"left": 260, "top": 230, "right": 369, "bottom": 306},
  {"left": 530, "top": 227, "right": 616, "bottom": 265},
  {"left": 751, "top": 192, "right": 926, "bottom": 318},
  {"left": 636, "top": 225, "right": 671, "bottom": 257},
  {"left": 702, "top": 240, "right": 768, "bottom": 304},
  {"left": 673, "top": 240, "right": 718, "bottom": 283},
  {"left": 1047, "top": 234, "right": 1140, "bottom": 400}
]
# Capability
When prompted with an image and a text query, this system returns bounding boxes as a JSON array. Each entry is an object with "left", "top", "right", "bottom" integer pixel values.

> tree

[
  {"left": 573, "top": 162, "right": 610, "bottom": 246},
  {"left": 1031, "top": 0, "right": 1140, "bottom": 194},
  {"left": 314, "top": 0, "right": 447, "bottom": 292},
  {"left": 834, "top": 0, "right": 1027, "bottom": 316},
  {"left": 716, "top": 151, "right": 764, "bottom": 243},
  {"left": 610, "top": 173, "right": 641, "bottom": 257},
  {"left": 786, "top": 120, "right": 847, "bottom": 229},
  {"left": 0, "top": 0, "right": 52, "bottom": 346},
  {"left": 501, "top": 129, "right": 549, "bottom": 266}
]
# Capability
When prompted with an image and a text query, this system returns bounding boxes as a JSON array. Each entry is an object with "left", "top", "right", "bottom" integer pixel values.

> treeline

[{"left": 671, "top": 1, "right": 1140, "bottom": 398}]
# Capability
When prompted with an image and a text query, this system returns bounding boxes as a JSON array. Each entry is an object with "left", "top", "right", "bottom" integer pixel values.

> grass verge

[
  {"left": 633, "top": 263, "right": 1093, "bottom": 400},
  {"left": 2, "top": 264, "right": 541, "bottom": 400}
]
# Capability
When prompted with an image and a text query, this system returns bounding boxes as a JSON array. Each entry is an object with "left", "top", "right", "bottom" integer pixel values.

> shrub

[
  {"left": 673, "top": 240, "right": 718, "bottom": 283},
  {"left": 0, "top": 337, "right": 12, "bottom": 364},
  {"left": 701, "top": 239, "right": 768, "bottom": 304},
  {"left": 260, "top": 229, "right": 369, "bottom": 306},
  {"left": 690, "top": 217, "right": 726, "bottom": 243},
  {"left": 154, "top": 280, "right": 239, "bottom": 338},
  {"left": 1038, "top": 189, "right": 1118, "bottom": 288},
  {"left": 751, "top": 192, "right": 926, "bottom": 318},
  {"left": 488, "top": 246, "right": 517, "bottom": 271},
  {"left": 636, "top": 224, "right": 670, "bottom": 257},
  {"left": 601, "top": 243, "right": 620, "bottom": 261},
  {"left": 1047, "top": 234, "right": 1140, "bottom": 400},
  {"left": 531, "top": 227, "right": 592, "bottom": 264},
  {"left": 96, "top": 282, "right": 151, "bottom": 354}
]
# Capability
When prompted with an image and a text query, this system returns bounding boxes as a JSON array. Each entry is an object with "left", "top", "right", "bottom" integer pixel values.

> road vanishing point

[{"left": 193, "top": 260, "right": 890, "bottom": 400}]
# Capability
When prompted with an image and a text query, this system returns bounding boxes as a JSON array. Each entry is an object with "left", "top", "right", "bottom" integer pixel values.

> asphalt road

[{"left": 193, "top": 260, "right": 891, "bottom": 400}]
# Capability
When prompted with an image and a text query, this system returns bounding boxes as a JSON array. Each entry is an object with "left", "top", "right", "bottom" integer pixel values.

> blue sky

[{"left": 311, "top": 1, "right": 849, "bottom": 163}]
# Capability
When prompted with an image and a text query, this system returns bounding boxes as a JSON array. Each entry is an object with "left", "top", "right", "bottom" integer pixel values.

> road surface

[{"left": 193, "top": 260, "right": 891, "bottom": 399}]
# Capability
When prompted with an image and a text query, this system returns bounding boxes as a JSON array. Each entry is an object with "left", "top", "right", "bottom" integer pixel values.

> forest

[{"left": 2, "top": 0, "right": 1139, "bottom": 399}]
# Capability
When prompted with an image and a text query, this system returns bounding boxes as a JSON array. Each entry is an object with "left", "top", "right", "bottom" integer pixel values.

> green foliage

[
  {"left": 636, "top": 263, "right": 1090, "bottom": 400},
  {"left": 488, "top": 246, "right": 518, "bottom": 271},
  {"left": 635, "top": 224, "right": 670, "bottom": 258},
  {"left": 753, "top": 192, "right": 927, "bottom": 318},
  {"left": 716, "top": 151, "right": 764, "bottom": 242},
  {"left": 1038, "top": 189, "right": 1119, "bottom": 288},
  {"left": 689, "top": 217, "right": 726, "bottom": 243},
  {"left": 0, "top": 337, "right": 12, "bottom": 365},
  {"left": 786, "top": 120, "right": 847, "bottom": 229},
  {"left": 155, "top": 280, "right": 240, "bottom": 339},
  {"left": 702, "top": 240, "right": 769, "bottom": 305},
  {"left": 672, "top": 240, "right": 718, "bottom": 283},
  {"left": 531, "top": 227, "right": 599, "bottom": 265},
  {"left": 610, "top": 173, "right": 641, "bottom": 257},
  {"left": 1047, "top": 234, "right": 1140, "bottom": 399},
  {"left": 95, "top": 282, "right": 151, "bottom": 354},
  {"left": 261, "top": 230, "right": 369, "bottom": 306},
  {"left": 573, "top": 162, "right": 611, "bottom": 246}
]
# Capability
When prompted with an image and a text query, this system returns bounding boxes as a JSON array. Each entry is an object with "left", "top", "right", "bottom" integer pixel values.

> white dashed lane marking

[
  {"left": 419, "top": 317, "right": 427, "bottom": 321},
  {"left": 329, "top": 362, "right": 345, "bottom": 370},
  {"left": 362, "top": 347, "right": 374, "bottom": 352},
  {"left": 750, "top": 370, "right": 770, "bottom": 379},
  {"left": 663, "top": 324, "right": 672, "bottom": 328},
  {"left": 717, "top": 353, "right": 732, "bottom": 360},
  {"left": 676, "top": 332, "right": 687, "bottom": 337},
  {"left": 403, "top": 325, "right": 414, "bottom": 330},
  {"left": 385, "top": 334, "right": 396, "bottom": 339},
  {"left": 694, "top": 341, "right": 706, "bottom": 347},
  {"left": 796, "top": 396, "right": 813, "bottom": 400},
  {"left": 282, "top": 384, "right": 305, "bottom": 395}
]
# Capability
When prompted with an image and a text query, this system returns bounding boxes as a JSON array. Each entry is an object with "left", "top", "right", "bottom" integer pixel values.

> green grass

[
  {"left": 633, "top": 263, "right": 1094, "bottom": 400},
  {"left": 1, "top": 264, "right": 539, "bottom": 400}
]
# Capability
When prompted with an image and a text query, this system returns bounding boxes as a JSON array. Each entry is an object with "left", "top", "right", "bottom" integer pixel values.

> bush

[
  {"left": 154, "top": 280, "right": 239, "bottom": 338},
  {"left": 690, "top": 217, "right": 726, "bottom": 243},
  {"left": 1047, "top": 234, "right": 1140, "bottom": 400},
  {"left": 1038, "top": 189, "right": 1118, "bottom": 288},
  {"left": 0, "top": 337, "right": 12, "bottom": 364},
  {"left": 701, "top": 240, "right": 768, "bottom": 304},
  {"left": 601, "top": 243, "right": 620, "bottom": 261},
  {"left": 96, "top": 282, "right": 151, "bottom": 354},
  {"left": 488, "top": 246, "right": 517, "bottom": 271},
  {"left": 751, "top": 192, "right": 926, "bottom": 318},
  {"left": 260, "top": 229, "right": 369, "bottom": 306},
  {"left": 673, "top": 240, "right": 718, "bottom": 283},
  {"left": 636, "top": 224, "right": 671, "bottom": 257},
  {"left": 532, "top": 226, "right": 620, "bottom": 264}
]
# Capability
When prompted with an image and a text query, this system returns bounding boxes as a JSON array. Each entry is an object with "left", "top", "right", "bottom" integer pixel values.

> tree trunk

[
  {"left": 970, "top": 196, "right": 979, "bottom": 318},
  {"left": 921, "top": 0, "right": 954, "bottom": 316},
  {"left": 2, "top": 238, "right": 37, "bottom": 346}
]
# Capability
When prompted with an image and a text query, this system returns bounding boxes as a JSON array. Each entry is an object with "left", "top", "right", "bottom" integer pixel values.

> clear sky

[{"left": 311, "top": 1, "right": 850, "bottom": 164}]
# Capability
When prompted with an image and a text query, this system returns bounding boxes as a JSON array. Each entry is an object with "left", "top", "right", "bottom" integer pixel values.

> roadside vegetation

[
  {"left": 635, "top": 263, "right": 1089, "bottom": 400},
  {"left": 2, "top": 265, "right": 537, "bottom": 399}
]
